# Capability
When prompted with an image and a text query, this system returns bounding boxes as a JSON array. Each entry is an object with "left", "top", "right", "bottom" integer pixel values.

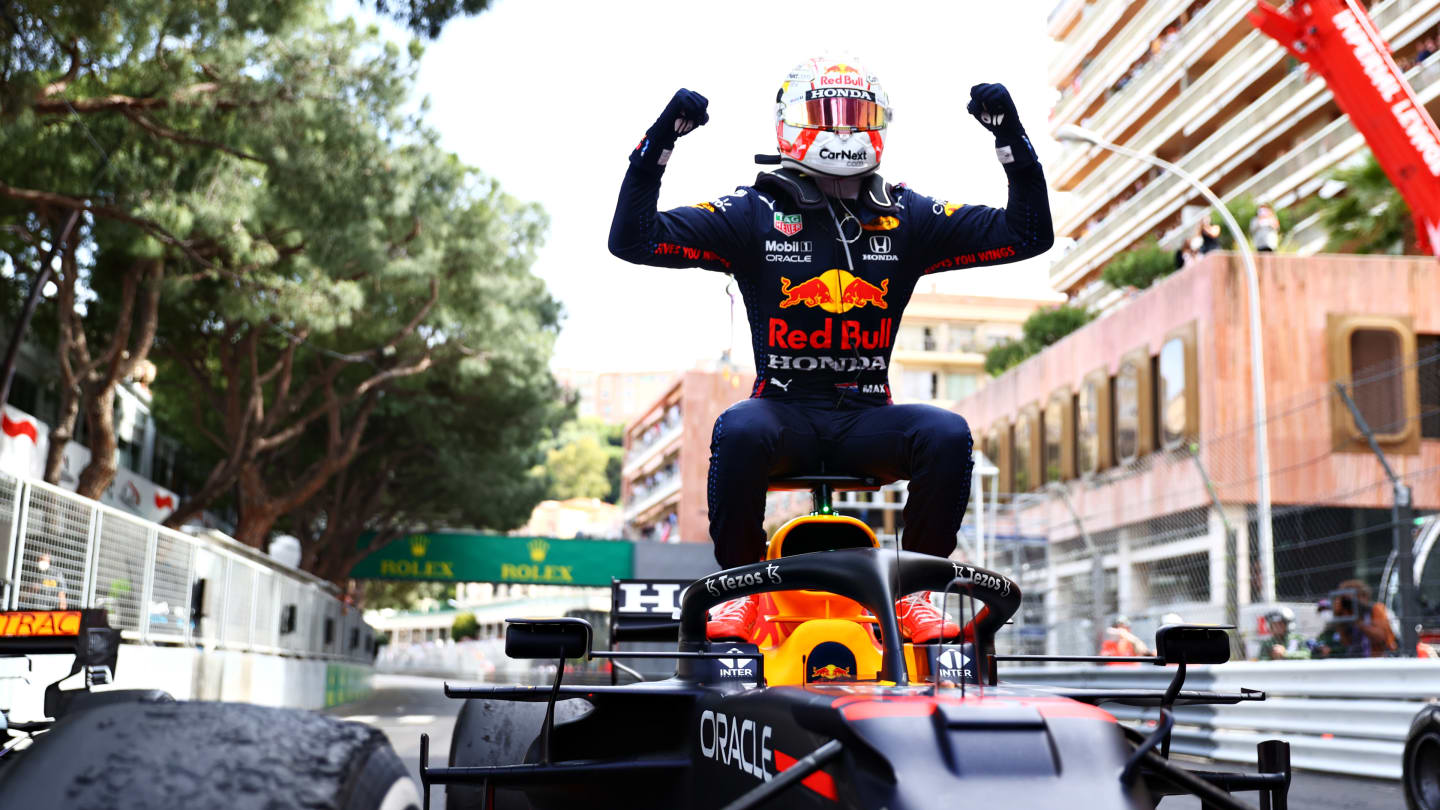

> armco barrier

[
  {"left": 0, "top": 471, "right": 377, "bottom": 714},
  {"left": 999, "top": 659, "right": 1440, "bottom": 779}
]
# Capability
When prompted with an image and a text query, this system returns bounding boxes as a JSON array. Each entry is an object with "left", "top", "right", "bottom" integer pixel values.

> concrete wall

[{"left": 0, "top": 645, "right": 372, "bottom": 721}]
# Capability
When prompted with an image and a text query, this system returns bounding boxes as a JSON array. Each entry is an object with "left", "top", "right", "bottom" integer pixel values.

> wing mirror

[
  {"left": 1154, "top": 624, "right": 1233, "bottom": 665},
  {"left": 505, "top": 617, "right": 592, "bottom": 660}
]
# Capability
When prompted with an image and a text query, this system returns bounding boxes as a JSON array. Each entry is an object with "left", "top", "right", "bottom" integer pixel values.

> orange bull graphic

[
  {"left": 810, "top": 664, "right": 853, "bottom": 681},
  {"left": 779, "top": 270, "right": 888, "bottom": 313}
]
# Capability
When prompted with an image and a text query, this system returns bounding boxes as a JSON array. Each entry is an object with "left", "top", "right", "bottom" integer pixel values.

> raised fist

[
  {"left": 967, "top": 83, "right": 1025, "bottom": 138},
  {"left": 652, "top": 88, "right": 710, "bottom": 141}
]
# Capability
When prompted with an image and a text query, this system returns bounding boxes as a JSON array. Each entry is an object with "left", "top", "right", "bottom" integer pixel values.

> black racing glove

[
  {"left": 967, "top": 83, "right": 1036, "bottom": 166},
  {"left": 630, "top": 89, "right": 709, "bottom": 171}
]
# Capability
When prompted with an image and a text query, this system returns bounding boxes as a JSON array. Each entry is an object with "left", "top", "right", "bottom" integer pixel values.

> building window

[
  {"left": 1421, "top": 336, "right": 1439, "bottom": 439},
  {"left": 1043, "top": 390, "right": 1073, "bottom": 483},
  {"left": 1157, "top": 322, "right": 1199, "bottom": 451},
  {"left": 946, "top": 373, "right": 978, "bottom": 400},
  {"left": 950, "top": 326, "right": 976, "bottom": 353},
  {"left": 922, "top": 327, "right": 937, "bottom": 351},
  {"left": 1350, "top": 329, "right": 1405, "bottom": 434},
  {"left": 1077, "top": 368, "right": 1112, "bottom": 476},
  {"left": 1327, "top": 314, "right": 1418, "bottom": 450},
  {"left": 901, "top": 370, "right": 937, "bottom": 400},
  {"left": 1014, "top": 404, "right": 1040, "bottom": 493},
  {"left": 1113, "top": 347, "right": 1153, "bottom": 465},
  {"left": 896, "top": 325, "right": 926, "bottom": 351}
]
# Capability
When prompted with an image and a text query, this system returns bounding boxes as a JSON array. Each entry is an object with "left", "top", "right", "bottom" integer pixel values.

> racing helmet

[
  {"left": 776, "top": 57, "right": 892, "bottom": 177},
  {"left": 1265, "top": 606, "right": 1295, "bottom": 626}
]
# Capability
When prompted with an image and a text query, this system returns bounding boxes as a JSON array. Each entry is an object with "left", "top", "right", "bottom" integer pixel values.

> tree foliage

[
  {"left": 540, "top": 417, "right": 625, "bottom": 503},
  {"left": 1313, "top": 154, "right": 1415, "bottom": 255},
  {"left": 2, "top": 1, "right": 564, "bottom": 579},
  {"left": 984, "top": 304, "right": 1094, "bottom": 377},
  {"left": 1100, "top": 238, "right": 1175, "bottom": 291},
  {"left": 360, "top": 579, "right": 449, "bottom": 611},
  {"left": 451, "top": 611, "right": 479, "bottom": 641},
  {"left": 368, "top": 0, "right": 496, "bottom": 38}
]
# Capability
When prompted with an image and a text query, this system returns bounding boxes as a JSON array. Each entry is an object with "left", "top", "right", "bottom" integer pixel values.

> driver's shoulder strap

[{"left": 753, "top": 168, "right": 901, "bottom": 214}]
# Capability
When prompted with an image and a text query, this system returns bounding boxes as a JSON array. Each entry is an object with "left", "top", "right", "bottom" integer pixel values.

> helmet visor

[{"left": 782, "top": 89, "right": 888, "bottom": 131}]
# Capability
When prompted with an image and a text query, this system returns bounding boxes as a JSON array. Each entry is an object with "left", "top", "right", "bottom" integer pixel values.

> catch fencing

[
  {"left": 0, "top": 471, "right": 374, "bottom": 662},
  {"left": 1000, "top": 659, "right": 1439, "bottom": 779},
  {"left": 966, "top": 342, "right": 1440, "bottom": 658}
]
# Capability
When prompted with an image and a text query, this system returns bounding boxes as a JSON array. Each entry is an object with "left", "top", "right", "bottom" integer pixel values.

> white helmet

[{"left": 776, "top": 57, "right": 892, "bottom": 178}]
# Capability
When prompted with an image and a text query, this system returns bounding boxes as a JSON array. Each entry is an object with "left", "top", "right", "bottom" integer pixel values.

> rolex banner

[{"left": 348, "top": 532, "right": 633, "bottom": 586}]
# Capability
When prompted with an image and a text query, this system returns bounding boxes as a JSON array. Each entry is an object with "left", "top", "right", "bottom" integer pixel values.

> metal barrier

[
  {"left": 1000, "top": 659, "right": 1440, "bottom": 779},
  {"left": 0, "top": 472, "right": 373, "bottom": 663}
]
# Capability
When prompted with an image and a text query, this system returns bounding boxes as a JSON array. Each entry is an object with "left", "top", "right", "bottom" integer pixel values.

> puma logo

[{"left": 770, "top": 378, "right": 791, "bottom": 391}]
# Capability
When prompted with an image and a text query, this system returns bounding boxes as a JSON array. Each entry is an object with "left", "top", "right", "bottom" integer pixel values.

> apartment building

[
  {"left": 889, "top": 291, "right": 1063, "bottom": 406},
  {"left": 553, "top": 368, "right": 677, "bottom": 423},
  {"left": 620, "top": 368, "right": 754, "bottom": 545},
  {"left": 1046, "top": 0, "right": 1440, "bottom": 305}
]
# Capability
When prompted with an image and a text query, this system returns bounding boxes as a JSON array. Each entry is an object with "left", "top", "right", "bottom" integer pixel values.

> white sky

[{"left": 397, "top": 0, "right": 1068, "bottom": 372}]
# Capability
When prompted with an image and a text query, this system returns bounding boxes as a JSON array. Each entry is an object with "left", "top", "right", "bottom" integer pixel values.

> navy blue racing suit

[{"left": 609, "top": 131, "right": 1052, "bottom": 569}]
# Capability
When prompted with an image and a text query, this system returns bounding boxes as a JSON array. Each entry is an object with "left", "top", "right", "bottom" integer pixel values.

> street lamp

[{"left": 1053, "top": 124, "right": 1275, "bottom": 603}]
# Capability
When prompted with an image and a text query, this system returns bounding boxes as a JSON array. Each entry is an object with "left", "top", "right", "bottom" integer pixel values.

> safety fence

[
  {"left": 1000, "top": 659, "right": 1439, "bottom": 779},
  {"left": 0, "top": 471, "right": 375, "bottom": 662},
  {"left": 959, "top": 342, "right": 1440, "bottom": 658}
]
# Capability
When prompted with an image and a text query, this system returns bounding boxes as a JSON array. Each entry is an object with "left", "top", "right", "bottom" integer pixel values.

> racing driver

[{"left": 608, "top": 57, "right": 1053, "bottom": 644}]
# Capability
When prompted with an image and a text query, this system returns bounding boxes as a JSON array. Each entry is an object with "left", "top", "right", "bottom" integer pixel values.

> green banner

[{"left": 349, "top": 532, "right": 633, "bottom": 586}]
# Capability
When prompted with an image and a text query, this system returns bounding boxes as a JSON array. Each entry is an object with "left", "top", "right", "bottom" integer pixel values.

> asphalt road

[{"left": 334, "top": 673, "right": 1407, "bottom": 809}]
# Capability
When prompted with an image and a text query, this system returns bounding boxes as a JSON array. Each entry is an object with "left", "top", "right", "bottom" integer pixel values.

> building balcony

[
  {"left": 1054, "top": 0, "right": 1422, "bottom": 216},
  {"left": 1047, "top": 0, "right": 1089, "bottom": 38},
  {"left": 1049, "top": 30, "right": 1440, "bottom": 292},
  {"left": 623, "top": 474, "right": 681, "bottom": 525},
  {"left": 622, "top": 420, "right": 682, "bottom": 478},
  {"left": 1051, "top": 0, "right": 1254, "bottom": 190},
  {"left": 891, "top": 348, "right": 986, "bottom": 368},
  {"left": 1048, "top": 0, "right": 1133, "bottom": 89},
  {"left": 1049, "top": 0, "right": 1192, "bottom": 129}
]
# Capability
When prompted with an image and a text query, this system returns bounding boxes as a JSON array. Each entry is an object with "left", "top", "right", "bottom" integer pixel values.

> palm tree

[{"left": 1314, "top": 153, "right": 1416, "bottom": 254}]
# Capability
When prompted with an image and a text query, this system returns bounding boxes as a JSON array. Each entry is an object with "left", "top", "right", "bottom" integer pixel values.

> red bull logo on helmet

[{"left": 778, "top": 270, "right": 888, "bottom": 313}]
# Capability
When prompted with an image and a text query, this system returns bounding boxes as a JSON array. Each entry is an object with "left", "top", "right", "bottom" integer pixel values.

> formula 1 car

[
  {"left": 427, "top": 475, "right": 1292, "bottom": 810},
  {"left": 0, "top": 608, "right": 418, "bottom": 809}
]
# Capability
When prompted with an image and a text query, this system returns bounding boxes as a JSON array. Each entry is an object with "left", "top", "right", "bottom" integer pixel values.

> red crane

[{"left": 1251, "top": 0, "right": 1440, "bottom": 256}]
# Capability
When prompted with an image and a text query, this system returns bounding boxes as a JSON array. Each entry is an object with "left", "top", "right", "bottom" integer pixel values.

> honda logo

[{"left": 868, "top": 235, "right": 892, "bottom": 254}]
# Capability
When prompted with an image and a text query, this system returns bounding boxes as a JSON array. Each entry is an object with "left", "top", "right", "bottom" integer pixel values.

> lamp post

[{"left": 1054, "top": 124, "right": 1275, "bottom": 603}]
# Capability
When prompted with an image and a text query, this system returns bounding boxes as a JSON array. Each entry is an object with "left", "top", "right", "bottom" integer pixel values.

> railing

[
  {"left": 1001, "top": 659, "right": 1439, "bottom": 779},
  {"left": 1054, "top": 0, "right": 1429, "bottom": 249},
  {"left": 1, "top": 472, "right": 375, "bottom": 662},
  {"left": 1159, "top": 59, "right": 1440, "bottom": 249},
  {"left": 1049, "top": 1, "right": 1129, "bottom": 87},
  {"left": 1056, "top": 0, "right": 1253, "bottom": 187},
  {"left": 1051, "top": 0, "right": 1193, "bottom": 127}
]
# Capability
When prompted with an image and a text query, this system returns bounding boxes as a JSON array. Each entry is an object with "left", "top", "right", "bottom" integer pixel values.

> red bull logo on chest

[{"left": 778, "top": 270, "right": 888, "bottom": 313}]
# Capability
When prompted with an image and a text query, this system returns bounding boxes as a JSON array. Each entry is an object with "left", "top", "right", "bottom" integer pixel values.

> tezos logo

[
  {"left": 952, "top": 562, "right": 1011, "bottom": 596},
  {"left": 704, "top": 563, "right": 782, "bottom": 596}
]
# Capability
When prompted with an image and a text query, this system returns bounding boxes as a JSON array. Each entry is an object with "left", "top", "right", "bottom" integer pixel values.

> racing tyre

[
  {"left": 446, "top": 697, "right": 589, "bottom": 810},
  {"left": 0, "top": 700, "right": 420, "bottom": 810},
  {"left": 1407, "top": 703, "right": 1440, "bottom": 810}
]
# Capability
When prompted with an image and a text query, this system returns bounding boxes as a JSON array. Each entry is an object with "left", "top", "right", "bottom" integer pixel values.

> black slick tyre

[
  {"left": 1407, "top": 703, "right": 1440, "bottom": 810},
  {"left": 0, "top": 700, "right": 419, "bottom": 810},
  {"left": 445, "top": 698, "right": 589, "bottom": 810}
]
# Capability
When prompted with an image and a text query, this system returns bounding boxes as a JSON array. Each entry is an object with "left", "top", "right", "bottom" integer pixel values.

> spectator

[
  {"left": 1250, "top": 203, "right": 1281, "bottom": 252},
  {"left": 1258, "top": 607, "right": 1310, "bottom": 660},
  {"left": 1315, "top": 580, "right": 1397, "bottom": 658},
  {"left": 1101, "top": 615, "right": 1151, "bottom": 656},
  {"left": 21, "top": 552, "right": 68, "bottom": 609},
  {"left": 1195, "top": 217, "right": 1222, "bottom": 254},
  {"left": 1417, "top": 37, "right": 1435, "bottom": 64}
]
